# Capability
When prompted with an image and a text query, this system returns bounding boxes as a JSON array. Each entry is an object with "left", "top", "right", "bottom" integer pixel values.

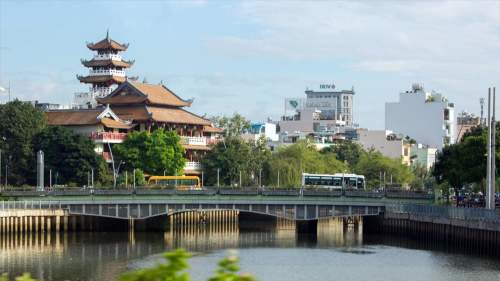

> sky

[{"left": 0, "top": 0, "right": 499, "bottom": 129}]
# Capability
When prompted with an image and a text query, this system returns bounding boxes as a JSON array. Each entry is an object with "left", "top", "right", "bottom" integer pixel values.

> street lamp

[{"left": 114, "top": 160, "right": 125, "bottom": 189}]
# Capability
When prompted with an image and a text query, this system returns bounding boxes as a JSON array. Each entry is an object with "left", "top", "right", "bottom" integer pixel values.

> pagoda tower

[{"left": 75, "top": 31, "right": 134, "bottom": 108}]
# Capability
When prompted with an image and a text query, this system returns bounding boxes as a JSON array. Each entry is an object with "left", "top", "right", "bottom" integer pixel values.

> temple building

[
  {"left": 74, "top": 31, "right": 134, "bottom": 108},
  {"left": 47, "top": 33, "right": 223, "bottom": 175}
]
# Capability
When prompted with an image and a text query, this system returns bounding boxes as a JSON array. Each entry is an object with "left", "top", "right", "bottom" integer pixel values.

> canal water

[{"left": 1, "top": 219, "right": 500, "bottom": 281}]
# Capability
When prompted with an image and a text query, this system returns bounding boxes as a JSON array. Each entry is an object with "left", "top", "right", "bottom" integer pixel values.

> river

[{"left": 1, "top": 220, "right": 500, "bottom": 281}]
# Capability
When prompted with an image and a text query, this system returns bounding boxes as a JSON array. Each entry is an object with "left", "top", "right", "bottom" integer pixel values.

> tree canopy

[
  {"left": 267, "top": 141, "right": 348, "bottom": 187},
  {"left": 32, "top": 126, "right": 110, "bottom": 186},
  {"left": 0, "top": 100, "right": 46, "bottom": 185},
  {"left": 433, "top": 125, "right": 495, "bottom": 193},
  {"left": 201, "top": 137, "right": 270, "bottom": 186},
  {"left": 210, "top": 113, "right": 251, "bottom": 138},
  {"left": 114, "top": 129, "right": 186, "bottom": 176},
  {"left": 353, "top": 149, "right": 414, "bottom": 189}
]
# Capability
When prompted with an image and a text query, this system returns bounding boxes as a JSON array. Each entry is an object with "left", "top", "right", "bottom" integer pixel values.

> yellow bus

[{"left": 147, "top": 175, "right": 201, "bottom": 190}]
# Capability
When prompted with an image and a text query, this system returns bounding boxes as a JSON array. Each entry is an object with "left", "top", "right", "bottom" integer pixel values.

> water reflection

[{"left": 1, "top": 217, "right": 498, "bottom": 281}]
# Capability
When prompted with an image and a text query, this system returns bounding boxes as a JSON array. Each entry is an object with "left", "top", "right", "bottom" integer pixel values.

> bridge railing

[
  {"left": 387, "top": 204, "right": 500, "bottom": 223},
  {"left": 1, "top": 187, "right": 434, "bottom": 201},
  {"left": 1, "top": 200, "right": 64, "bottom": 210}
]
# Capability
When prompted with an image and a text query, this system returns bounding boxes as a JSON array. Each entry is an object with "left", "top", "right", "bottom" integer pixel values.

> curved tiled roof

[
  {"left": 97, "top": 81, "right": 192, "bottom": 107},
  {"left": 81, "top": 59, "right": 133, "bottom": 68},
  {"left": 77, "top": 75, "right": 126, "bottom": 84},
  {"left": 87, "top": 38, "right": 128, "bottom": 51},
  {"left": 110, "top": 105, "right": 211, "bottom": 126}
]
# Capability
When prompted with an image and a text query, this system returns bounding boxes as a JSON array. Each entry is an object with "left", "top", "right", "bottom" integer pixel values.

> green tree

[
  {"left": 267, "top": 141, "right": 347, "bottom": 187},
  {"left": 201, "top": 137, "right": 266, "bottom": 186},
  {"left": 320, "top": 141, "right": 364, "bottom": 168},
  {"left": 433, "top": 129, "right": 489, "bottom": 201},
  {"left": 32, "top": 126, "right": 108, "bottom": 186},
  {"left": 119, "top": 249, "right": 191, "bottom": 281},
  {"left": 0, "top": 100, "right": 46, "bottom": 185},
  {"left": 119, "top": 249, "right": 256, "bottom": 281},
  {"left": 354, "top": 149, "right": 414, "bottom": 189},
  {"left": 210, "top": 113, "right": 251, "bottom": 138},
  {"left": 115, "top": 129, "right": 186, "bottom": 176}
]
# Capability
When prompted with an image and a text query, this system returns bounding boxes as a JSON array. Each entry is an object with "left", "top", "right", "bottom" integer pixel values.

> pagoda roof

[
  {"left": 86, "top": 35, "right": 128, "bottom": 51},
  {"left": 97, "top": 81, "right": 192, "bottom": 107},
  {"left": 111, "top": 105, "right": 211, "bottom": 126},
  {"left": 203, "top": 125, "right": 224, "bottom": 133},
  {"left": 46, "top": 107, "right": 134, "bottom": 129},
  {"left": 81, "top": 59, "right": 134, "bottom": 68},
  {"left": 77, "top": 75, "right": 126, "bottom": 84}
]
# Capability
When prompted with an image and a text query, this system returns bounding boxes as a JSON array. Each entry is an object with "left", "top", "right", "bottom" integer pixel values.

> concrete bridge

[
  {"left": 0, "top": 188, "right": 433, "bottom": 220},
  {"left": 1, "top": 196, "right": 393, "bottom": 221}
]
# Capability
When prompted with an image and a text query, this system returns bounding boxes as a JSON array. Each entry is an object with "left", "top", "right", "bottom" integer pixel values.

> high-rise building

[
  {"left": 279, "top": 84, "right": 355, "bottom": 141},
  {"left": 74, "top": 31, "right": 134, "bottom": 108},
  {"left": 385, "top": 83, "right": 455, "bottom": 150}
]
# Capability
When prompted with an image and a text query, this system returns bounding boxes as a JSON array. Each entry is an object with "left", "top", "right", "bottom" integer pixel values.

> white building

[
  {"left": 356, "top": 129, "right": 411, "bottom": 165},
  {"left": 410, "top": 144, "right": 437, "bottom": 170},
  {"left": 385, "top": 84, "right": 455, "bottom": 150},
  {"left": 278, "top": 84, "right": 355, "bottom": 141},
  {"left": 241, "top": 122, "right": 279, "bottom": 142}
]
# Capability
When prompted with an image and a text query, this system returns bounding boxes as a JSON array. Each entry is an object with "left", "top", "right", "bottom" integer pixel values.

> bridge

[{"left": 0, "top": 188, "right": 433, "bottom": 221}]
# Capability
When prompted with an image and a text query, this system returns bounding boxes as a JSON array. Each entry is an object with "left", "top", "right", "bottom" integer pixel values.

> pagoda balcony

[
  {"left": 90, "top": 86, "right": 113, "bottom": 97},
  {"left": 89, "top": 69, "right": 125, "bottom": 77},
  {"left": 90, "top": 132, "right": 127, "bottom": 144},
  {"left": 94, "top": 53, "right": 122, "bottom": 61},
  {"left": 181, "top": 136, "right": 207, "bottom": 146},
  {"left": 181, "top": 136, "right": 222, "bottom": 146},
  {"left": 184, "top": 161, "right": 202, "bottom": 171}
]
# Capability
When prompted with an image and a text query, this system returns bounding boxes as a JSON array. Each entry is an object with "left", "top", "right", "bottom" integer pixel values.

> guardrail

[
  {"left": 0, "top": 187, "right": 434, "bottom": 201},
  {"left": 1, "top": 200, "right": 64, "bottom": 210},
  {"left": 387, "top": 204, "right": 500, "bottom": 223}
]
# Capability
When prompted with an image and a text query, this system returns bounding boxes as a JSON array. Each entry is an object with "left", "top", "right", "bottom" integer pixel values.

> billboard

[{"left": 285, "top": 98, "right": 304, "bottom": 112}]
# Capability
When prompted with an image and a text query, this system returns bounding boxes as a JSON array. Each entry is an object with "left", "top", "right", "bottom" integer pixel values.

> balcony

[
  {"left": 89, "top": 69, "right": 125, "bottom": 77},
  {"left": 181, "top": 136, "right": 222, "bottom": 148},
  {"left": 90, "top": 132, "right": 127, "bottom": 143},
  {"left": 181, "top": 136, "right": 207, "bottom": 146},
  {"left": 94, "top": 53, "right": 122, "bottom": 61},
  {"left": 184, "top": 161, "right": 202, "bottom": 171}
]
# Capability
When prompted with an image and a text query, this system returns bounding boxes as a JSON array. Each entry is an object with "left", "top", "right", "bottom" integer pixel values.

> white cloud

[{"left": 205, "top": 1, "right": 500, "bottom": 128}]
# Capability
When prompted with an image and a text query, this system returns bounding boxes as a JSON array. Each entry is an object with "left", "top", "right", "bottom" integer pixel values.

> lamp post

[
  {"left": 0, "top": 148, "right": 2, "bottom": 191},
  {"left": 114, "top": 160, "right": 125, "bottom": 189}
]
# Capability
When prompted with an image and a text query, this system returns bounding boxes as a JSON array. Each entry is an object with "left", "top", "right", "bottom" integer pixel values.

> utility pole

[
  {"left": 217, "top": 168, "right": 220, "bottom": 188},
  {"left": 91, "top": 168, "right": 94, "bottom": 188},
  {"left": 277, "top": 170, "right": 280, "bottom": 188},
  {"left": 487, "top": 87, "right": 497, "bottom": 210},
  {"left": 133, "top": 169, "right": 136, "bottom": 190},
  {"left": 0, "top": 149, "right": 2, "bottom": 191}
]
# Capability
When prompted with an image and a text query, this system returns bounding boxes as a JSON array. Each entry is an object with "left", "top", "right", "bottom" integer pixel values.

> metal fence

[
  {"left": 387, "top": 204, "right": 500, "bottom": 223},
  {"left": 0, "top": 187, "right": 434, "bottom": 200},
  {"left": 1, "top": 200, "right": 63, "bottom": 210}
]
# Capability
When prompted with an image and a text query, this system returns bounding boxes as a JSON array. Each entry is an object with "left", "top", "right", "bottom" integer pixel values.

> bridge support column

[
  {"left": 55, "top": 216, "right": 60, "bottom": 232},
  {"left": 35, "top": 216, "right": 39, "bottom": 233},
  {"left": 71, "top": 216, "right": 77, "bottom": 232},
  {"left": 29, "top": 216, "right": 33, "bottom": 233},
  {"left": 63, "top": 216, "right": 68, "bottom": 232},
  {"left": 47, "top": 217, "right": 51, "bottom": 233}
]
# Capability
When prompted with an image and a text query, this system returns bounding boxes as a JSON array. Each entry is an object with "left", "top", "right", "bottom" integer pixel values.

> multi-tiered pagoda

[{"left": 75, "top": 31, "right": 134, "bottom": 108}]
